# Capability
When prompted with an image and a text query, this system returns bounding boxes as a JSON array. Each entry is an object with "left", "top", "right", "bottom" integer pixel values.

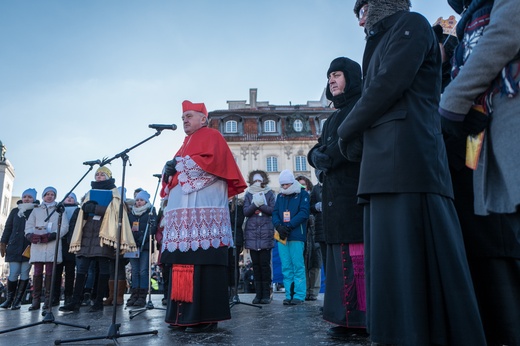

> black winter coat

[
  {"left": 337, "top": 11, "right": 453, "bottom": 199},
  {"left": 308, "top": 61, "right": 364, "bottom": 244},
  {"left": 1, "top": 207, "right": 33, "bottom": 262}
]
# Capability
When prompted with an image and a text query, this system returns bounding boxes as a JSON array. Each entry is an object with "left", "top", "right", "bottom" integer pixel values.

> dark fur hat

[
  {"left": 353, "top": 0, "right": 368, "bottom": 18},
  {"left": 364, "top": 0, "right": 411, "bottom": 32}
]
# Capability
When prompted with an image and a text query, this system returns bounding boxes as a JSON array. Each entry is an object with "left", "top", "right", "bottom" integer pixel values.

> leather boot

[
  {"left": 42, "top": 274, "right": 52, "bottom": 310},
  {"left": 0, "top": 280, "right": 18, "bottom": 309},
  {"left": 59, "top": 273, "right": 87, "bottom": 312},
  {"left": 103, "top": 280, "right": 115, "bottom": 306},
  {"left": 126, "top": 288, "right": 139, "bottom": 306},
  {"left": 29, "top": 275, "right": 43, "bottom": 311},
  {"left": 252, "top": 279, "right": 262, "bottom": 304},
  {"left": 116, "top": 280, "right": 126, "bottom": 305},
  {"left": 133, "top": 288, "right": 147, "bottom": 307},
  {"left": 260, "top": 281, "right": 272, "bottom": 304},
  {"left": 88, "top": 274, "right": 109, "bottom": 312},
  {"left": 11, "top": 279, "right": 29, "bottom": 310}
]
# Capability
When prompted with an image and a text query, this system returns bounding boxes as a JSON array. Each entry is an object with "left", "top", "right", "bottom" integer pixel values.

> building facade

[{"left": 208, "top": 88, "right": 333, "bottom": 192}]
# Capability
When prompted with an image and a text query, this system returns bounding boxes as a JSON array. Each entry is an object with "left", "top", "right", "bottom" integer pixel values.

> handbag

[{"left": 22, "top": 245, "right": 31, "bottom": 258}]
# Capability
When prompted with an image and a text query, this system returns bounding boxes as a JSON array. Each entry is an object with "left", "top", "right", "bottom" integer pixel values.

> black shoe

[
  {"left": 328, "top": 326, "right": 368, "bottom": 339},
  {"left": 305, "top": 295, "right": 317, "bottom": 301},
  {"left": 168, "top": 325, "right": 187, "bottom": 331},
  {"left": 184, "top": 323, "right": 217, "bottom": 333},
  {"left": 59, "top": 302, "right": 80, "bottom": 313},
  {"left": 289, "top": 298, "right": 304, "bottom": 305},
  {"left": 87, "top": 302, "right": 104, "bottom": 312},
  {"left": 162, "top": 297, "right": 168, "bottom": 306},
  {"left": 283, "top": 299, "right": 292, "bottom": 305}
]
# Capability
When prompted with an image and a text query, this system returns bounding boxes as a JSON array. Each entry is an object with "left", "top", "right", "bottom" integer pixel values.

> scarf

[
  {"left": 246, "top": 184, "right": 271, "bottom": 195},
  {"left": 279, "top": 180, "right": 303, "bottom": 195},
  {"left": 17, "top": 203, "right": 36, "bottom": 218},
  {"left": 69, "top": 188, "right": 137, "bottom": 254},
  {"left": 132, "top": 202, "right": 151, "bottom": 217}
]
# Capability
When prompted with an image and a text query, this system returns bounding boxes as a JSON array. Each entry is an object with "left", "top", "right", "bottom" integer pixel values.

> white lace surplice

[{"left": 162, "top": 156, "right": 233, "bottom": 253}]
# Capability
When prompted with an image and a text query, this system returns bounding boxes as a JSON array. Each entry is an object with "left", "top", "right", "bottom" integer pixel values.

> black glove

[
  {"left": 55, "top": 203, "right": 65, "bottom": 214},
  {"left": 311, "top": 147, "right": 332, "bottom": 173},
  {"left": 338, "top": 137, "right": 363, "bottom": 162},
  {"left": 441, "top": 116, "right": 467, "bottom": 140},
  {"left": 47, "top": 233, "right": 57, "bottom": 242},
  {"left": 162, "top": 159, "right": 177, "bottom": 184},
  {"left": 276, "top": 224, "right": 290, "bottom": 240},
  {"left": 463, "top": 107, "right": 490, "bottom": 136},
  {"left": 82, "top": 200, "right": 98, "bottom": 215}
]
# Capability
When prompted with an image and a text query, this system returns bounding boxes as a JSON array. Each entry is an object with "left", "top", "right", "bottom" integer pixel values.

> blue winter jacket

[{"left": 272, "top": 188, "right": 310, "bottom": 242}]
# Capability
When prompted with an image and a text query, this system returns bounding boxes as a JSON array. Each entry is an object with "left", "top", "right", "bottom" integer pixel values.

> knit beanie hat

[
  {"left": 67, "top": 192, "right": 78, "bottom": 204},
  {"left": 182, "top": 100, "right": 208, "bottom": 116},
  {"left": 22, "top": 188, "right": 37, "bottom": 201},
  {"left": 364, "top": 0, "right": 411, "bottom": 32},
  {"left": 42, "top": 186, "right": 57, "bottom": 198},
  {"left": 279, "top": 170, "right": 295, "bottom": 185},
  {"left": 135, "top": 190, "right": 150, "bottom": 203},
  {"left": 96, "top": 166, "right": 112, "bottom": 179}
]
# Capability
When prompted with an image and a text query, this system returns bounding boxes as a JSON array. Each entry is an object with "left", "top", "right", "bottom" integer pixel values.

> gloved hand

[
  {"left": 82, "top": 200, "right": 98, "bottom": 215},
  {"left": 463, "top": 107, "right": 490, "bottom": 136},
  {"left": 0, "top": 242, "right": 6, "bottom": 257},
  {"left": 311, "top": 147, "right": 332, "bottom": 173},
  {"left": 39, "top": 233, "right": 49, "bottom": 243},
  {"left": 252, "top": 192, "right": 265, "bottom": 207},
  {"left": 276, "top": 224, "right": 290, "bottom": 240},
  {"left": 28, "top": 234, "right": 41, "bottom": 244},
  {"left": 441, "top": 116, "right": 467, "bottom": 140},
  {"left": 314, "top": 202, "right": 322, "bottom": 212},
  {"left": 48, "top": 233, "right": 57, "bottom": 242},
  {"left": 162, "top": 159, "right": 177, "bottom": 184},
  {"left": 55, "top": 203, "right": 65, "bottom": 214}
]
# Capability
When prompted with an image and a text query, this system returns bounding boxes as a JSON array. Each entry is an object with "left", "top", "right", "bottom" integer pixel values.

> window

[
  {"left": 266, "top": 156, "right": 278, "bottom": 172},
  {"left": 293, "top": 119, "right": 303, "bottom": 132},
  {"left": 225, "top": 120, "right": 237, "bottom": 133},
  {"left": 264, "top": 120, "right": 276, "bottom": 133},
  {"left": 295, "top": 156, "right": 307, "bottom": 171}
]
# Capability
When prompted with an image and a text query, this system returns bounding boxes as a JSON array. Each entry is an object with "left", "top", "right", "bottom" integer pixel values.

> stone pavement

[{"left": 0, "top": 292, "right": 371, "bottom": 345}]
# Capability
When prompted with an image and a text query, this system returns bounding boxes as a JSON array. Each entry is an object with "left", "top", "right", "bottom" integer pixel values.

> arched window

[
  {"left": 264, "top": 120, "right": 276, "bottom": 133},
  {"left": 225, "top": 120, "right": 238, "bottom": 133},
  {"left": 295, "top": 156, "right": 307, "bottom": 171},
  {"left": 266, "top": 156, "right": 278, "bottom": 172},
  {"left": 293, "top": 119, "right": 303, "bottom": 132}
]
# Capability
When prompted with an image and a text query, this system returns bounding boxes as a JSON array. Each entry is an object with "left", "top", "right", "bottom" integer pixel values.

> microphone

[
  {"left": 149, "top": 124, "right": 177, "bottom": 131},
  {"left": 83, "top": 160, "right": 101, "bottom": 166},
  {"left": 153, "top": 173, "right": 162, "bottom": 178}
]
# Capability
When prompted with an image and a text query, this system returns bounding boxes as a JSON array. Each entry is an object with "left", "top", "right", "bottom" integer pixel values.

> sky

[{"left": 0, "top": 1, "right": 457, "bottom": 208}]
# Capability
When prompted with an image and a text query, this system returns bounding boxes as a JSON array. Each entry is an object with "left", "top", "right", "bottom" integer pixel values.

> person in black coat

[
  {"left": 307, "top": 57, "right": 366, "bottom": 339},
  {"left": 0, "top": 188, "right": 38, "bottom": 310},
  {"left": 336, "top": 1, "right": 486, "bottom": 345}
]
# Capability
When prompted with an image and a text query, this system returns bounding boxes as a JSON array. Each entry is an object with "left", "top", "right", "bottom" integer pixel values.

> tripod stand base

[
  {"left": 54, "top": 322, "right": 158, "bottom": 345},
  {"left": 129, "top": 300, "right": 166, "bottom": 320},
  {"left": 0, "top": 310, "right": 90, "bottom": 334}
]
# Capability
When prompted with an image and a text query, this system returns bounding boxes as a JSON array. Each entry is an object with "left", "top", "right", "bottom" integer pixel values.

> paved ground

[{"left": 0, "top": 292, "right": 371, "bottom": 345}]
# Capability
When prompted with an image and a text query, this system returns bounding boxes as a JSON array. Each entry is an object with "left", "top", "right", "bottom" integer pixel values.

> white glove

[
  {"left": 252, "top": 192, "right": 266, "bottom": 207},
  {"left": 315, "top": 202, "right": 322, "bottom": 212}
]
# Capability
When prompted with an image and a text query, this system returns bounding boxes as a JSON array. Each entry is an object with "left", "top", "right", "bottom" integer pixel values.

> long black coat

[
  {"left": 308, "top": 63, "right": 364, "bottom": 244},
  {"left": 337, "top": 11, "right": 453, "bottom": 198},
  {"left": 1, "top": 207, "right": 32, "bottom": 262},
  {"left": 128, "top": 207, "right": 157, "bottom": 251}
]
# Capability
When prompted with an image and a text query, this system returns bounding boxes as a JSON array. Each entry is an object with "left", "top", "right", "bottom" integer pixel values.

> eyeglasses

[{"left": 358, "top": 5, "right": 368, "bottom": 21}]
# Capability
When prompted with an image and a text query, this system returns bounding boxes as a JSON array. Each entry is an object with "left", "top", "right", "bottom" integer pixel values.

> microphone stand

[
  {"left": 129, "top": 173, "right": 166, "bottom": 319},
  {"left": 229, "top": 195, "right": 261, "bottom": 310},
  {"left": 55, "top": 130, "right": 166, "bottom": 345},
  {"left": 0, "top": 166, "right": 95, "bottom": 335}
]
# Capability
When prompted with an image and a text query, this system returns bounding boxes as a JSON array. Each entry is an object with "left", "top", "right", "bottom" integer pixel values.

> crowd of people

[{"left": 2, "top": 0, "right": 520, "bottom": 345}]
